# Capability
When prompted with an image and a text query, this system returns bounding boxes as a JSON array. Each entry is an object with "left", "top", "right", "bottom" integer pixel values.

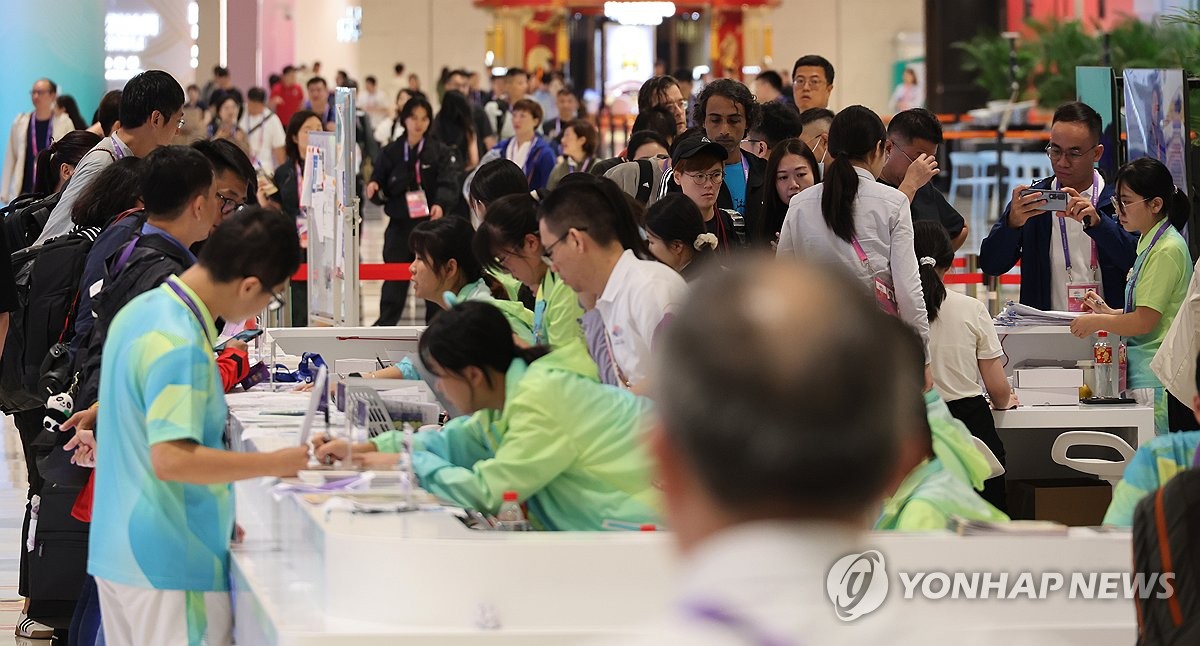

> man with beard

[{"left": 693, "top": 79, "right": 766, "bottom": 241}]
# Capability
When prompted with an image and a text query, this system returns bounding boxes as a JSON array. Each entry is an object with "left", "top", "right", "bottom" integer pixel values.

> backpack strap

[
  {"left": 721, "top": 208, "right": 747, "bottom": 247},
  {"left": 635, "top": 159, "right": 653, "bottom": 204}
]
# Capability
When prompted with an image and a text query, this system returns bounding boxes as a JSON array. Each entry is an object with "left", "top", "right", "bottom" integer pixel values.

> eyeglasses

[
  {"left": 1110, "top": 196, "right": 1150, "bottom": 215},
  {"left": 681, "top": 170, "right": 724, "bottom": 186},
  {"left": 664, "top": 99, "right": 688, "bottom": 112},
  {"left": 266, "top": 287, "right": 287, "bottom": 311},
  {"left": 794, "top": 77, "right": 826, "bottom": 89},
  {"left": 1046, "top": 144, "right": 1098, "bottom": 163},
  {"left": 215, "top": 192, "right": 246, "bottom": 215},
  {"left": 30, "top": 89, "right": 49, "bottom": 96},
  {"left": 541, "top": 228, "right": 586, "bottom": 265}
]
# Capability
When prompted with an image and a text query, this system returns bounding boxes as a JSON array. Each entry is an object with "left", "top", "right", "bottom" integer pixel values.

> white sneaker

[{"left": 15, "top": 613, "right": 53, "bottom": 639}]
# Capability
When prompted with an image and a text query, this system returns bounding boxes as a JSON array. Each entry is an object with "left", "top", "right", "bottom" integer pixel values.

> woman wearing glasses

[
  {"left": 1070, "top": 158, "right": 1193, "bottom": 434},
  {"left": 668, "top": 132, "right": 746, "bottom": 253},
  {"left": 473, "top": 194, "right": 591, "bottom": 365},
  {"left": 777, "top": 105, "right": 931, "bottom": 368}
]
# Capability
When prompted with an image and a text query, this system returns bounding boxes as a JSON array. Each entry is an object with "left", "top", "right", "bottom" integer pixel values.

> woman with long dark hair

[
  {"left": 1071, "top": 157, "right": 1193, "bottom": 434},
  {"left": 55, "top": 94, "right": 88, "bottom": 131},
  {"left": 315, "top": 300, "right": 658, "bottom": 531},
  {"left": 270, "top": 109, "right": 323, "bottom": 323},
  {"left": 433, "top": 90, "right": 480, "bottom": 173},
  {"left": 757, "top": 137, "right": 820, "bottom": 246},
  {"left": 916, "top": 220, "right": 1013, "bottom": 512},
  {"left": 777, "top": 105, "right": 929, "bottom": 358},
  {"left": 644, "top": 193, "right": 717, "bottom": 281}
]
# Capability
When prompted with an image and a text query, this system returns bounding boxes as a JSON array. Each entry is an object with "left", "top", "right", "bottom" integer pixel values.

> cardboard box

[
  {"left": 1014, "top": 386, "right": 1079, "bottom": 406},
  {"left": 1015, "top": 368, "right": 1083, "bottom": 389},
  {"left": 1007, "top": 478, "right": 1112, "bottom": 526}
]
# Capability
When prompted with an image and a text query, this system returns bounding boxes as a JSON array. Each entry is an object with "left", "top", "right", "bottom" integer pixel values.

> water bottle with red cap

[{"left": 495, "top": 491, "right": 532, "bottom": 531}]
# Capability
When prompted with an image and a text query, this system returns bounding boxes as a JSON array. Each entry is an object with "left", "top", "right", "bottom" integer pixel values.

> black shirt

[
  {"left": 22, "top": 118, "right": 51, "bottom": 194},
  {"left": 879, "top": 179, "right": 966, "bottom": 238}
]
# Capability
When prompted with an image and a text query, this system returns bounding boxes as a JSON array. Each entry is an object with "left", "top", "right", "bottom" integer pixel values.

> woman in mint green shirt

[
  {"left": 474, "top": 192, "right": 597, "bottom": 376},
  {"left": 1072, "top": 158, "right": 1193, "bottom": 434},
  {"left": 318, "top": 301, "right": 659, "bottom": 530}
]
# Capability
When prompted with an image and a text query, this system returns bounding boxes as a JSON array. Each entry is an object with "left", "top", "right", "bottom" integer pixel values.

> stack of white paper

[{"left": 995, "top": 301, "right": 1083, "bottom": 327}]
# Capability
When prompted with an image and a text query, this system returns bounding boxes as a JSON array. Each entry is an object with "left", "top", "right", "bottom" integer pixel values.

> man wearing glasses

[
  {"left": 66, "top": 143, "right": 255, "bottom": 441},
  {"left": 1, "top": 78, "right": 74, "bottom": 205},
  {"left": 980, "top": 101, "right": 1137, "bottom": 312},
  {"left": 35, "top": 70, "right": 186, "bottom": 245},
  {"left": 791, "top": 55, "right": 835, "bottom": 112}
]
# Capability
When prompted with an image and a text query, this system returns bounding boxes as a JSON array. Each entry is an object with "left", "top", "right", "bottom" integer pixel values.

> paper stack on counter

[{"left": 995, "top": 301, "right": 1083, "bottom": 327}]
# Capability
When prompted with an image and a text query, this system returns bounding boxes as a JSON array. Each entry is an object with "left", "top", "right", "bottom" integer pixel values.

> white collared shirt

[
  {"left": 594, "top": 249, "right": 687, "bottom": 386},
  {"left": 1048, "top": 175, "right": 1105, "bottom": 312},
  {"left": 776, "top": 166, "right": 930, "bottom": 353}
]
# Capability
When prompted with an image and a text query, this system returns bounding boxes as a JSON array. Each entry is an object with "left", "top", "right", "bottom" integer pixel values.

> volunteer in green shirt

[
  {"left": 876, "top": 390, "right": 1009, "bottom": 530},
  {"left": 473, "top": 192, "right": 598, "bottom": 375},
  {"left": 1072, "top": 157, "right": 1193, "bottom": 434},
  {"left": 361, "top": 216, "right": 534, "bottom": 379},
  {"left": 317, "top": 301, "right": 659, "bottom": 531}
]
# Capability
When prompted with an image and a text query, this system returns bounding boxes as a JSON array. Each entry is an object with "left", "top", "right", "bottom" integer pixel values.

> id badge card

[
  {"left": 405, "top": 190, "right": 430, "bottom": 218},
  {"left": 1066, "top": 281, "right": 1100, "bottom": 312}
]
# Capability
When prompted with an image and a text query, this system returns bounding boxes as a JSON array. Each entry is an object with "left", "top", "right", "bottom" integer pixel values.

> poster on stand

[{"left": 1123, "top": 69, "right": 1188, "bottom": 195}]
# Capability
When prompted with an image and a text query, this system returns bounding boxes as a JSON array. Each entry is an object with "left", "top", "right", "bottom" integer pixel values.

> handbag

[{"left": 851, "top": 237, "right": 900, "bottom": 316}]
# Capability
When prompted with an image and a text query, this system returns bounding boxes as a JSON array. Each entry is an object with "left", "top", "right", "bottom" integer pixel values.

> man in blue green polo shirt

[{"left": 88, "top": 207, "right": 307, "bottom": 646}]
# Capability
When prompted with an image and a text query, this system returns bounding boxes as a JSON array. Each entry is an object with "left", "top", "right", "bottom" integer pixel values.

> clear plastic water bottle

[
  {"left": 495, "top": 491, "right": 532, "bottom": 531},
  {"left": 1094, "top": 331, "right": 1114, "bottom": 398}
]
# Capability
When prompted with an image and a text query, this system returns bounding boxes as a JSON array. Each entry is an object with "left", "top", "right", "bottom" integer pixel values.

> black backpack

[
  {"left": 0, "top": 192, "right": 56, "bottom": 253},
  {"left": 0, "top": 227, "right": 100, "bottom": 413},
  {"left": 1132, "top": 469, "right": 1200, "bottom": 645}
]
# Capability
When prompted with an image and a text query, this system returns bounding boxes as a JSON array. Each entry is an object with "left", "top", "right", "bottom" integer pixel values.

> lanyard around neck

[
  {"left": 1125, "top": 218, "right": 1174, "bottom": 313},
  {"left": 1054, "top": 169, "right": 1100, "bottom": 274},
  {"left": 404, "top": 138, "right": 425, "bottom": 187},
  {"left": 166, "top": 280, "right": 213, "bottom": 345}
]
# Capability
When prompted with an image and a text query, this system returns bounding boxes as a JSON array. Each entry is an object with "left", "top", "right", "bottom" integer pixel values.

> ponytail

[
  {"left": 32, "top": 129, "right": 102, "bottom": 196},
  {"left": 911, "top": 220, "right": 953, "bottom": 323},
  {"left": 1167, "top": 187, "right": 1191, "bottom": 232},
  {"left": 820, "top": 106, "right": 886, "bottom": 243}
]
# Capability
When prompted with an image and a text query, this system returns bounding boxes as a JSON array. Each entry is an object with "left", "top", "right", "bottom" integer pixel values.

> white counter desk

[{"left": 226, "top": 390, "right": 1140, "bottom": 646}]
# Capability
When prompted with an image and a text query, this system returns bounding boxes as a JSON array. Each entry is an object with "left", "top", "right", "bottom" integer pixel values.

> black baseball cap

[{"left": 670, "top": 132, "right": 728, "bottom": 167}]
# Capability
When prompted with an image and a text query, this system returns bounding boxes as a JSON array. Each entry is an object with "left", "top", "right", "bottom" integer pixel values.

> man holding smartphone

[{"left": 980, "top": 101, "right": 1137, "bottom": 312}]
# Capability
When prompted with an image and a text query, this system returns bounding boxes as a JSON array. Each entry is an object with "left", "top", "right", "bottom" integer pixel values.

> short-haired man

[
  {"left": 270, "top": 65, "right": 304, "bottom": 125},
  {"left": 693, "top": 79, "right": 766, "bottom": 226},
  {"left": 361, "top": 74, "right": 390, "bottom": 126},
  {"left": 980, "top": 101, "right": 1137, "bottom": 311},
  {"left": 239, "top": 87, "right": 287, "bottom": 173},
  {"left": 88, "top": 207, "right": 308, "bottom": 646},
  {"left": 543, "top": 87, "right": 582, "bottom": 147},
  {"left": 618, "top": 257, "right": 921, "bottom": 643},
  {"left": 2, "top": 78, "right": 74, "bottom": 203},
  {"left": 792, "top": 54, "right": 835, "bottom": 111},
  {"left": 538, "top": 176, "right": 686, "bottom": 390},
  {"left": 71, "top": 142, "right": 255, "bottom": 425},
  {"left": 484, "top": 67, "right": 531, "bottom": 140},
  {"left": 36, "top": 70, "right": 185, "bottom": 245},
  {"left": 743, "top": 100, "right": 803, "bottom": 159},
  {"left": 304, "top": 76, "right": 336, "bottom": 131},
  {"left": 880, "top": 108, "right": 969, "bottom": 249},
  {"left": 753, "top": 70, "right": 786, "bottom": 104},
  {"left": 799, "top": 107, "right": 834, "bottom": 169}
]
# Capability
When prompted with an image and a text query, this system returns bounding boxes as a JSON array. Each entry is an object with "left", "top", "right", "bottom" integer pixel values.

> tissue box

[
  {"left": 1014, "top": 386, "right": 1079, "bottom": 406},
  {"left": 1015, "top": 368, "right": 1083, "bottom": 389}
]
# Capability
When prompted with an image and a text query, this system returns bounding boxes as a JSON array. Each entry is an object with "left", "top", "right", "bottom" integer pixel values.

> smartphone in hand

[
  {"left": 1020, "top": 188, "right": 1069, "bottom": 212},
  {"left": 216, "top": 328, "right": 264, "bottom": 351}
]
